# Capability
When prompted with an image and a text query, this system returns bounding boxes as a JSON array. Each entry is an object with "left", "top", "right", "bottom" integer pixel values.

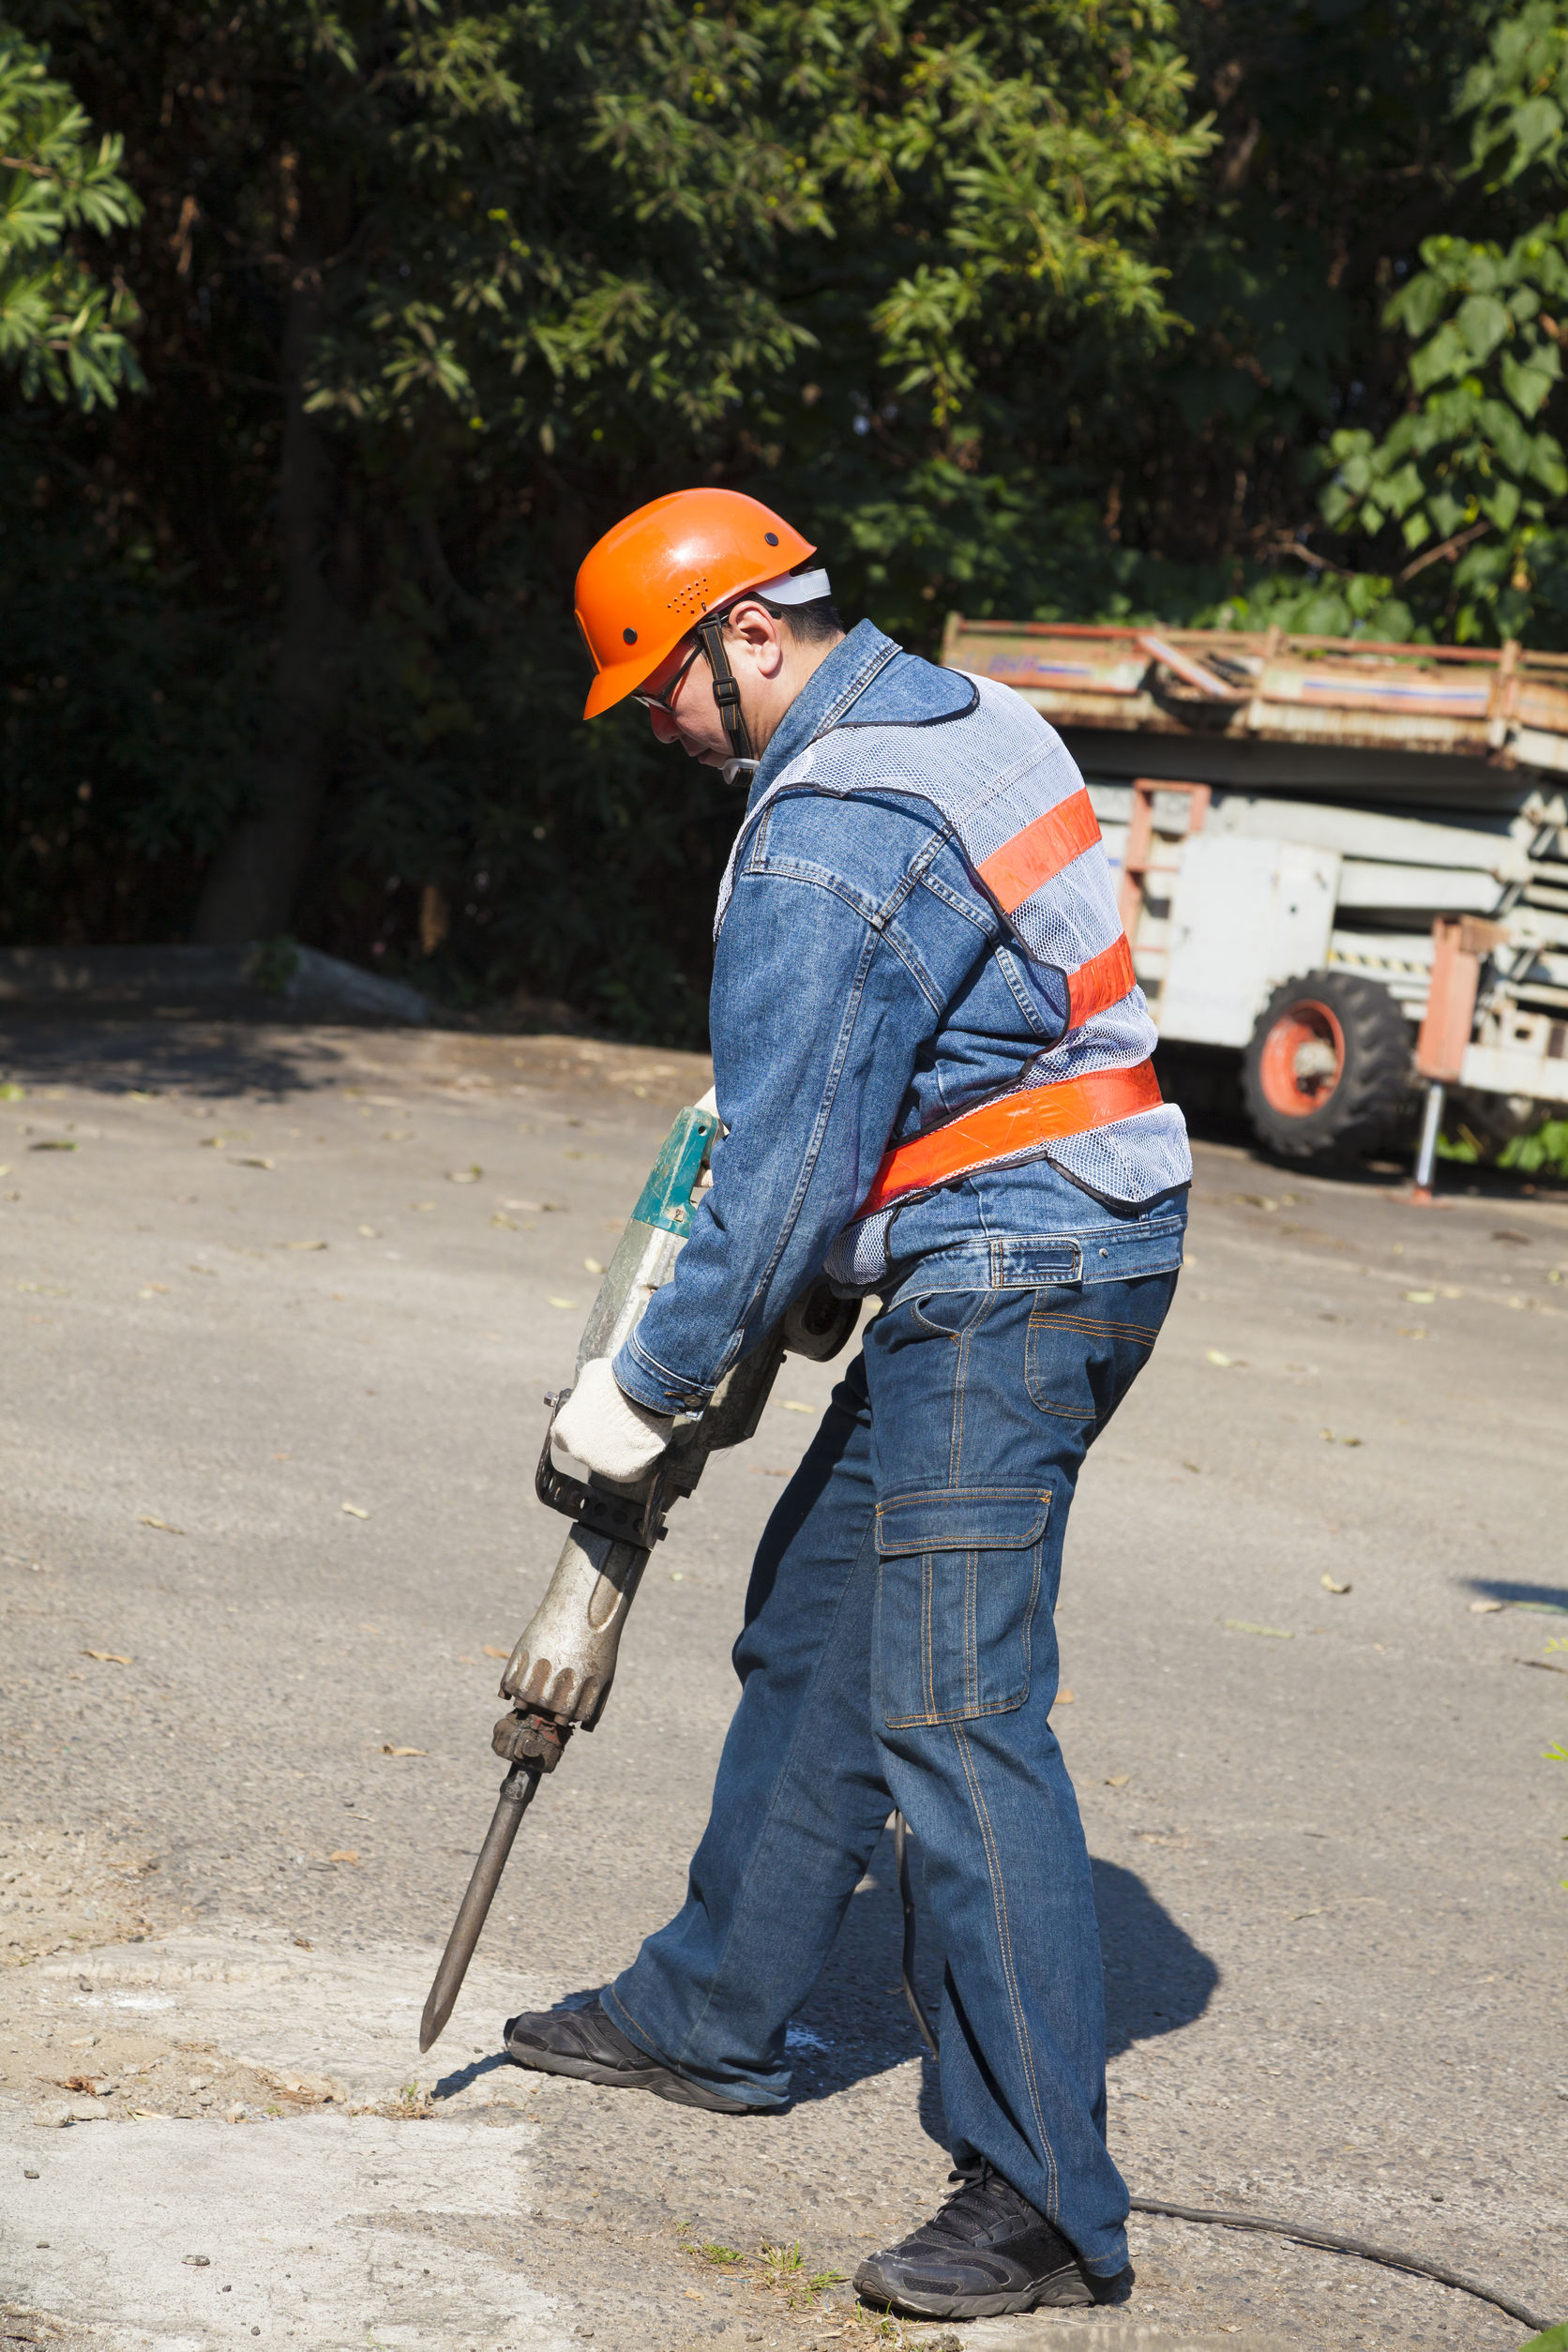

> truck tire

[{"left": 1243, "top": 971, "right": 1412, "bottom": 1161}]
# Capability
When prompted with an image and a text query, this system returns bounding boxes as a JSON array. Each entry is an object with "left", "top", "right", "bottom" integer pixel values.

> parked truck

[{"left": 942, "top": 616, "right": 1568, "bottom": 1172}]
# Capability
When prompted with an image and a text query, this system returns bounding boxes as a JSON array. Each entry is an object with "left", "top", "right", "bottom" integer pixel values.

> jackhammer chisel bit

[{"left": 417, "top": 1094, "right": 859, "bottom": 2054}]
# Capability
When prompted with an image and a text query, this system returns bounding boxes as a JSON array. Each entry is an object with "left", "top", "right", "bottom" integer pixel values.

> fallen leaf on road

[
  {"left": 0, "top": 1081, "right": 23, "bottom": 1100},
  {"left": 80, "top": 1650, "right": 132, "bottom": 1665},
  {"left": 329, "top": 1849, "right": 360, "bottom": 1865},
  {"left": 137, "top": 1285, "right": 170, "bottom": 1299},
  {"left": 490, "top": 1212, "right": 520, "bottom": 1229},
  {"left": 1469, "top": 1599, "right": 1505, "bottom": 1614},
  {"left": 358, "top": 1224, "right": 380, "bottom": 1238},
  {"left": 1225, "top": 1620, "right": 1294, "bottom": 1638},
  {"left": 234, "top": 1156, "right": 273, "bottom": 1170},
  {"left": 128, "top": 2109, "right": 170, "bottom": 2122},
  {"left": 411, "top": 1201, "right": 436, "bottom": 1212},
  {"left": 188, "top": 1263, "right": 216, "bottom": 1276},
  {"left": 1056, "top": 1688, "right": 1076, "bottom": 1705},
  {"left": 29, "top": 1139, "right": 77, "bottom": 1152},
  {"left": 1204, "top": 1349, "right": 1233, "bottom": 1365},
  {"left": 1321, "top": 1575, "right": 1352, "bottom": 1594},
  {"left": 284, "top": 1240, "right": 327, "bottom": 1252},
  {"left": 1401, "top": 1289, "right": 1436, "bottom": 1304},
  {"left": 778, "top": 1399, "right": 814, "bottom": 1413},
  {"left": 138, "top": 1516, "right": 185, "bottom": 1534},
  {"left": 1105, "top": 1773, "right": 1131, "bottom": 1788},
  {"left": 447, "top": 1166, "right": 482, "bottom": 1184},
  {"left": 199, "top": 1136, "right": 226, "bottom": 1150},
  {"left": 341, "top": 1502, "right": 369, "bottom": 1518},
  {"left": 549, "top": 1296, "right": 579, "bottom": 1309},
  {"left": 583, "top": 1256, "right": 604, "bottom": 1274},
  {"left": 482, "top": 1645, "right": 511, "bottom": 1660},
  {"left": 381, "top": 1744, "right": 427, "bottom": 1757}
]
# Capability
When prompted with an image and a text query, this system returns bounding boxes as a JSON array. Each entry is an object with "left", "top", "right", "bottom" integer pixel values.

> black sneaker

[
  {"left": 853, "top": 2164, "right": 1129, "bottom": 2320},
  {"left": 501, "top": 1997, "right": 755, "bottom": 2115}
]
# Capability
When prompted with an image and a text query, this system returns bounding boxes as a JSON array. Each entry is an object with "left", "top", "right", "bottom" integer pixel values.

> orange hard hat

[{"left": 575, "top": 488, "right": 816, "bottom": 720}]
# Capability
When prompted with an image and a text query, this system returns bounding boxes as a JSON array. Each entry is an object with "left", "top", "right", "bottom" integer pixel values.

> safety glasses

[{"left": 632, "top": 636, "right": 704, "bottom": 713}]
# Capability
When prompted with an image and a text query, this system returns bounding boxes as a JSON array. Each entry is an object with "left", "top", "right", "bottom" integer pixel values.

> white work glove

[{"left": 552, "top": 1356, "right": 673, "bottom": 1484}]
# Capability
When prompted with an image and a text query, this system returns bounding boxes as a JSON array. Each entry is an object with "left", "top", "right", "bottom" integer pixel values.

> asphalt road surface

[{"left": 1, "top": 1012, "right": 1564, "bottom": 2352}]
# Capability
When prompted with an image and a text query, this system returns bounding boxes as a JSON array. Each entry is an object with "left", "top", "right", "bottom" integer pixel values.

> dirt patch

[{"left": 0, "top": 1823, "right": 183, "bottom": 1972}]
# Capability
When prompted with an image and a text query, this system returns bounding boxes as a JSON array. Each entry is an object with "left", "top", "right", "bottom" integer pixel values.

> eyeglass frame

[{"left": 631, "top": 634, "right": 706, "bottom": 714}]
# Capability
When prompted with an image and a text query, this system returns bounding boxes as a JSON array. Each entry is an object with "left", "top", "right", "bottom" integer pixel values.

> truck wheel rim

[{"left": 1259, "top": 1000, "right": 1345, "bottom": 1115}]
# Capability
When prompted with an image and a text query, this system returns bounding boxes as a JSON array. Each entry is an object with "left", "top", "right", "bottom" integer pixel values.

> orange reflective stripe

[
  {"left": 856, "top": 1062, "right": 1163, "bottom": 1218},
  {"left": 1066, "top": 933, "right": 1137, "bottom": 1027},
  {"left": 976, "top": 789, "right": 1100, "bottom": 914}
]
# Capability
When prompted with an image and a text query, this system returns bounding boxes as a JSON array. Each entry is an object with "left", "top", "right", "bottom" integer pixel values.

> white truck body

[{"left": 942, "top": 618, "right": 1568, "bottom": 1129}]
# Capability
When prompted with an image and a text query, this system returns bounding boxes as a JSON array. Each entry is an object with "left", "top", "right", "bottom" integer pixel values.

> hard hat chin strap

[{"left": 695, "top": 614, "right": 754, "bottom": 765}]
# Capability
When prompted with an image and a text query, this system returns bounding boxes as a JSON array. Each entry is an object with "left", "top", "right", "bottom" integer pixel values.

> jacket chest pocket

[{"left": 873, "top": 1487, "right": 1048, "bottom": 1730}]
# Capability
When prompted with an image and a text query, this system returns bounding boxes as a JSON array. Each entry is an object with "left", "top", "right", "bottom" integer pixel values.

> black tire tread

[{"left": 1243, "top": 970, "right": 1412, "bottom": 1162}]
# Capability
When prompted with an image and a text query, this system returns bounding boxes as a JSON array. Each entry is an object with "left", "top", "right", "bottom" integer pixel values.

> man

[{"left": 504, "top": 488, "right": 1190, "bottom": 2321}]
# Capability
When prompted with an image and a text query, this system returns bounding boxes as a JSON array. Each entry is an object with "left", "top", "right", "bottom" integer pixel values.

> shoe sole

[
  {"left": 852, "top": 2259, "right": 1113, "bottom": 2319},
  {"left": 503, "top": 2032, "right": 755, "bottom": 2116}
]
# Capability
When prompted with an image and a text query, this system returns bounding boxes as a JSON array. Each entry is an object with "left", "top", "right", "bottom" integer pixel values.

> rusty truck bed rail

[{"left": 941, "top": 616, "right": 1568, "bottom": 773}]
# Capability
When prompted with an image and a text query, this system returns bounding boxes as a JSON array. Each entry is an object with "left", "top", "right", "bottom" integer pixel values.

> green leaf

[
  {"left": 1501, "top": 345, "right": 1560, "bottom": 419},
  {"left": 1380, "top": 462, "right": 1425, "bottom": 518},
  {"left": 1410, "top": 323, "right": 1469, "bottom": 391},
  {"left": 1455, "top": 293, "right": 1511, "bottom": 366},
  {"left": 1480, "top": 478, "right": 1521, "bottom": 531},
  {"left": 1385, "top": 272, "right": 1448, "bottom": 340}
]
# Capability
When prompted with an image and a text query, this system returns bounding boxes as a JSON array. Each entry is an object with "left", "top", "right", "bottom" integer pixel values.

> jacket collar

[{"left": 745, "top": 620, "right": 900, "bottom": 812}]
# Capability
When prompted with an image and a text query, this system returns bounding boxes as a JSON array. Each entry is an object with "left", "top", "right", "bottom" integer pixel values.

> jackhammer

[{"left": 418, "top": 1092, "right": 859, "bottom": 2054}]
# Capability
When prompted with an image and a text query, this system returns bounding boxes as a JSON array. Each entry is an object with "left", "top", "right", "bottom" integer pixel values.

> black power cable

[
  {"left": 889, "top": 1816, "right": 1558, "bottom": 2339},
  {"left": 1126, "top": 2196, "right": 1554, "bottom": 2336}
]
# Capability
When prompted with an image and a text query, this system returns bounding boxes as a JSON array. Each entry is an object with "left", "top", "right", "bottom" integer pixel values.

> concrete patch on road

[
  {"left": 21, "top": 1925, "right": 556, "bottom": 2107},
  {"left": 5, "top": 2111, "right": 565, "bottom": 2349},
  {"left": 0, "top": 1926, "right": 573, "bottom": 2349}
]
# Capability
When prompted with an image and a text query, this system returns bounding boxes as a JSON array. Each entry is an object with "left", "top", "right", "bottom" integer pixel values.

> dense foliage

[{"left": 4, "top": 1, "right": 1567, "bottom": 1037}]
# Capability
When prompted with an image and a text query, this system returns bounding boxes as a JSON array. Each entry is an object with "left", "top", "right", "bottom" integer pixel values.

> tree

[
  {"left": 1310, "top": 2, "right": 1568, "bottom": 641},
  {"left": 0, "top": 17, "right": 141, "bottom": 408},
  {"left": 11, "top": 2, "right": 1568, "bottom": 1032},
  {"left": 2, "top": 0, "right": 1213, "bottom": 1020}
]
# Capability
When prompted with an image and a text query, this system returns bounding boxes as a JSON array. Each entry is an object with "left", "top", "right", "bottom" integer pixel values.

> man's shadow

[{"left": 482, "top": 1825, "right": 1217, "bottom": 2146}]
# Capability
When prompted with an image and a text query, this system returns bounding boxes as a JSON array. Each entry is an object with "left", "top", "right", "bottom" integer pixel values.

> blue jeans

[{"left": 605, "top": 1267, "right": 1179, "bottom": 2278}]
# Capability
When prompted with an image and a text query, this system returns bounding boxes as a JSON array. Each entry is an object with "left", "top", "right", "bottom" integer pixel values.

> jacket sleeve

[{"left": 612, "top": 848, "right": 942, "bottom": 1413}]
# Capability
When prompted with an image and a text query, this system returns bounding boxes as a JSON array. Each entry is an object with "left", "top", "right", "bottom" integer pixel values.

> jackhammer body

[{"left": 419, "top": 1096, "right": 858, "bottom": 2052}]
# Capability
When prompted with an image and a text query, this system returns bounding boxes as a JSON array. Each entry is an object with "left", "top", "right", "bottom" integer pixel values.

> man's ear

[{"left": 726, "top": 599, "right": 787, "bottom": 677}]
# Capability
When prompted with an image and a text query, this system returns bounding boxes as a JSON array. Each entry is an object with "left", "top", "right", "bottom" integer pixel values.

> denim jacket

[{"left": 614, "top": 622, "right": 1190, "bottom": 1416}]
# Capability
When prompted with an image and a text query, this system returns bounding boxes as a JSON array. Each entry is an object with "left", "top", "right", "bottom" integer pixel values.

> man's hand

[{"left": 552, "top": 1357, "right": 673, "bottom": 1484}]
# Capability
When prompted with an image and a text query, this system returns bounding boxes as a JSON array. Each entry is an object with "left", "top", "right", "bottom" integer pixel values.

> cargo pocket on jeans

[{"left": 873, "top": 1487, "right": 1049, "bottom": 1730}]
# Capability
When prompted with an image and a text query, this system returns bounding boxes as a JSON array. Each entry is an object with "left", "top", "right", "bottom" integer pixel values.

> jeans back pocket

[
  {"left": 1025, "top": 1273, "right": 1178, "bottom": 1437},
  {"left": 873, "top": 1485, "right": 1048, "bottom": 1729}
]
